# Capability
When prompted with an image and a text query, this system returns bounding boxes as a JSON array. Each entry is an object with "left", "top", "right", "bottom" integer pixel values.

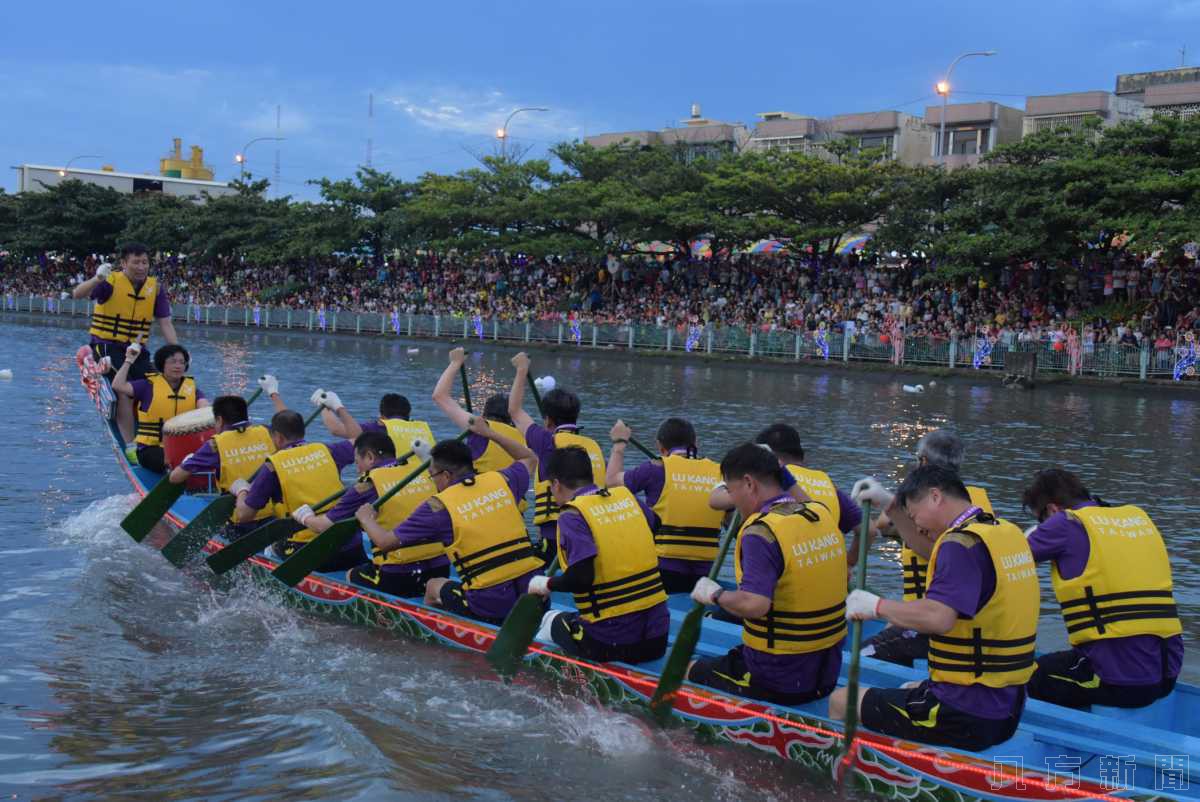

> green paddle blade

[
  {"left": 485, "top": 593, "right": 547, "bottom": 679},
  {"left": 271, "top": 518, "right": 357, "bottom": 586},
  {"left": 649, "top": 603, "right": 704, "bottom": 725},
  {"left": 206, "top": 518, "right": 302, "bottom": 575},
  {"left": 160, "top": 495, "right": 236, "bottom": 566},
  {"left": 120, "top": 477, "right": 186, "bottom": 542}
]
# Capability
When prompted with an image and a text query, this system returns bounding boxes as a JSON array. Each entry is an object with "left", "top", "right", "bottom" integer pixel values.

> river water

[{"left": 1, "top": 316, "right": 1196, "bottom": 801}]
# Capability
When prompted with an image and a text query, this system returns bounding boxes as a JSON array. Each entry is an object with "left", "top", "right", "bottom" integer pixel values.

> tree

[
  {"left": 311, "top": 168, "right": 417, "bottom": 255},
  {"left": 13, "top": 180, "right": 129, "bottom": 256}
]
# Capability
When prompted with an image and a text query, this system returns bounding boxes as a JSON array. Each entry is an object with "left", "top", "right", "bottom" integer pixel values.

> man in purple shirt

[
  {"left": 1022, "top": 468, "right": 1184, "bottom": 709},
  {"left": 526, "top": 447, "right": 670, "bottom": 664}
]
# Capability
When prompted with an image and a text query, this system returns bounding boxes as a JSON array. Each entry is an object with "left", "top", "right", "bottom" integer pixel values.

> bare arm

[
  {"left": 357, "top": 507, "right": 402, "bottom": 552},
  {"left": 432, "top": 347, "right": 472, "bottom": 430},
  {"left": 303, "top": 513, "right": 334, "bottom": 535},
  {"left": 168, "top": 465, "right": 191, "bottom": 485},
  {"left": 335, "top": 406, "right": 362, "bottom": 441},
  {"left": 321, "top": 407, "right": 349, "bottom": 437},
  {"left": 508, "top": 352, "right": 535, "bottom": 433},
  {"left": 876, "top": 597, "right": 957, "bottom": 635},
  {"left": 606, "top": 420, "right": 631, "bottom": 486},
  {"left": 233, "top": 465, "right": 272, "bottom": 523},
  {"left": 158, "top": 317, "right": 179, "bottom": 345},
  {"left": 708, "top": 484, "right": 735, "bottom": 511},
  {"left": 72, "top": 275, "right": 102, "bottom": 299},
  {"left": 714, "top": 589, "right": 771, "bottom": 619},
  {"left": 111, "top": 354, "right": 136, "bottom": 397}
]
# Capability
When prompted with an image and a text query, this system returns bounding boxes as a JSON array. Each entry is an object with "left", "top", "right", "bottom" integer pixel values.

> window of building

[
  {"left": 944, "top": 127, "right": 989, "bottom": 155},
  {"left": 132, "top": 178, "right": 164, "bottom": 193},
  {"left": 858, "top": 133, "right": 894, "bottom": 155},
  {"left": 1032, "top": 113, "right": 1096, "bottom": 132}
]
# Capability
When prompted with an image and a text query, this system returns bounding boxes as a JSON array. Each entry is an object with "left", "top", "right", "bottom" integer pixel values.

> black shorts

[
  {"left": 549, "top": 612, "right": 667, "bottom": 665},
  {"left": 660, "top": 566, "right": 707, "bottom": 594},
  {"left": 861, "top": 681, "right": 1020, "bottom": 752},
  {"left": 347, "top": 563, "right": 450, "bottom": 597},
  {"left": 437, "top": 580, "right": 533, "bottom": 626},
  {"left": 688, "top": 645, "right": 836, "bottom": 707},
  {"left": 136, "top": 446, "right": 167, "bottom": 473},
  {"left": 93, "top": 340, "right": 152, "bottom": 380},
  {"left": 862, "top": 626, "right": 929, "bottom": 667},
  {"left": 1026, "top": 648, "right": 1177, "bottom": 710}
]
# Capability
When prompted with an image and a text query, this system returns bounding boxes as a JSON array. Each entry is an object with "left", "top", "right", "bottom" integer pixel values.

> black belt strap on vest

[
  {"left": 1059, "top": 587, "right": 1178, "bottom": 636},
  {"left": 575, "top": 566, "right": 664, "bottom": 618},
  {"left": 928, "top": 627, "right": 1036, "bottom": 677},
  {"left": 745, "top": 600, "right": 847, "bottom": 650},
  {"left": 653, "top": 524, "right": 720, "bottom": 549},
  {"left": 452, "top": 536, "right": 536, "bottom": 585}
]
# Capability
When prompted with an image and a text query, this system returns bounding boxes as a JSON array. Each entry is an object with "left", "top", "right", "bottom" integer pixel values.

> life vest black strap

[
  {"left": 452, "top": 536, "right": 536, "bottom": 584},
  {"left": 743, "top": 619, "right": 846, "bottom": 646},
  {"left": 575, "top": 574, "right": 665, "bottom": 618},
  {"left": 929, "top": 626, "right": 1035, "bottom": 677},
  {"left": 1060, "top": 586, "right": 1177, "bottom": 636}
]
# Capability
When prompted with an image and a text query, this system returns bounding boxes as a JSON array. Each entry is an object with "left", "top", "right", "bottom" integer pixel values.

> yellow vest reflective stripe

[
  {"left": 735, "top": 502, "right": 848, "bottom": 654},
  {"left": 212, "top": 425, "right": 275, "bottom": 521},
  {"left": 267, "top": 443, "right": 344, "bottom": 544},
  {"left": 927, "top": 515, "right": 1038, "bottom": 687},
  {"left": 651, "top": 454, "right": 724, "bottom": 562},
  {"left": 134, "top": 374, "right": 198, "bottom": 447},
  {"left": 88, "top": 272, "right": 157, "bottom": 343},
  {"left": 532, "top": 430, "right": 606, "bottom": 526},
  {"left": 368, "top": 463, "right": 444, "bottom": 566},
  {"left": 786, "top": 465, "right": 842, "bottom": 526},
  {"left": 473, "top": 420, "right": 523, "bottom": 474},
  {"left": 380, "top": 418, "right": 436, "bottom": 457},
  {"left": 901, "top": 485, "right": 993, "bottom": 601},
  {"left": 560, "top": 487, "right": 667, "bottom": 623},
  {"left": 440, "top": 471, "right": 541, "bottom": 590},
  {"left": 1052, "top": 505, "right": 1182, "bottom": 645}
]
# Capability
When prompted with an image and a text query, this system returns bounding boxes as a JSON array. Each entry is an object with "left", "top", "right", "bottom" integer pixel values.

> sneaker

[{"left": 125, "top": 444, "right": 139, "bottom": 465}]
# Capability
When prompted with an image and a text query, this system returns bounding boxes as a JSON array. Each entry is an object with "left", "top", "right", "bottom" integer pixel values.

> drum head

[{"left": 163, "top": 406, "right": 215, "bottom": 435}]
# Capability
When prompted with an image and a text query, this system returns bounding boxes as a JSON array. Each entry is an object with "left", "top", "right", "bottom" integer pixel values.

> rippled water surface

[{"left": 1, "top": 316, "right": 1196, "bottom": 801}]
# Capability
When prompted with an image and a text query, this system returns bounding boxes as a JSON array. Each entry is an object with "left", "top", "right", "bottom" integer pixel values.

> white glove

[
  {"left": 411, "top": 438, "right": 433, "bottom": 462},
  {"left": 1024, "top": 524, "right": 1038, "bottom": 538},
  {"left": 309, "top": 388, "right": 326, "bottom": 408},
  {"left": 851, "top": 477, "right": 893, "bottom": 509},
  {"left": 291, "top": 504, "right": 316, "bottom": 526},
  {"left": 527, "top": 575, "right": 551, "bottom": 597},
  {"left": 125, "top": 342, "right": 142, "bottom": 362},
  {"left": 95, "top": 262, "right": 112, "bottom": 279},
  {"left": 229, "top": 478, "right": 251, "bottom": 496},
  {"left": 320, "top": 391, "right": 345, "bottom": 412},
  {"left": 691, "top": 576, "right": 722, "bottom": 606},
  {"left": 258, "top": 374, "right": 279, "bottom": 396},
  {"left": 846, "top": 589, "right": 882, "bottom": 621},
  {"left": 534, "top": 375, "right": 556, "bottom": 393}
]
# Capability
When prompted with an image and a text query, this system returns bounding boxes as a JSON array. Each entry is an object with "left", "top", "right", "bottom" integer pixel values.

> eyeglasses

[{"left": 429, "top": 468, "right": 449, "bottom": 480}]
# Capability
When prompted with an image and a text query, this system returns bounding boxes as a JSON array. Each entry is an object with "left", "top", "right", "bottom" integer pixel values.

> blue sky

[{"left": 2, "top": 0, "right": 1196, "bottom": 200}]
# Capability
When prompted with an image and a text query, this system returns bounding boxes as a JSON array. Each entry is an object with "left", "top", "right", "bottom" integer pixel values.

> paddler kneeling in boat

[
  {"left": 231, "top": 399, "right": 359, "bottom": 560},
  {"left": 382, "top": 416, "right": 544, "bottom": 624},
  {"left": 606, "top": 417, "right": 724, "bottom": 593},
  {"left": 523, "top": 446, "right": 670, "bottom": 664},
  {"left": 168, "top": 394, "right": 275, "bottom": 537},
  {"left": 111, "top": 343, "right": 208, "bottom": 473},
  {"left": 687, "top": 443, "right": 847, "bottom": 706},
  {"left": 433, "top": 347, "right": 524, "bottom": 474},
  {"left": 831, "top": 465, "right": 1037, "bottom": 752},
  {"left": 1021, "top": 468, "right": 1183, "bottom": 710}
]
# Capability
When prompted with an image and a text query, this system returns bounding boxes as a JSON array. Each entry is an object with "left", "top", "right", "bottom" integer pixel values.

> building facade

[
  {"left": 923, "top": 101, "right": 1025, "bottom": 166},
  {"left": 13, "top": 164, "right": 236, "bottom": 200},
  {"left": 1022, "top": 91, "right": 1143, "bottom": 135}
]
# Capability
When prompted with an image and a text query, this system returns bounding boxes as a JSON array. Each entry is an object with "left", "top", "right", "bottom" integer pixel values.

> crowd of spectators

[{"left": 4, "top": 249, "right": 1199, "bottom": 354}]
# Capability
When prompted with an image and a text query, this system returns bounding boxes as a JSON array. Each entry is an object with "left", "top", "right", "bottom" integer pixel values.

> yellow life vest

[
  {"left": 785, "top": 465, "right": 842, "bottom": 527},
  {"left": 440, "top": 471, "right": 542, "bottom": 591},
  {"left": 473, "top": 420, "right": 523, "bottom": 474},
  {"left": 367, "top": 462, "right": 445, "bottom": 567},
  {"left": 212, "top": 425, "right": 275, "bottom": 521},
  {"left": 559, "top": 487, "right": 667, "bottom": 623},
  {"left": 651, "top": 454, "right": 724, "bottom": 563},
  {"left": 380, "top": 418, "right": 436, "bottom": 457},
  {"left": 133, "top": 373, "right": 198, "bottom": 447},
  {"left": 735, "top": 501, "right": 848, "bottom": 655},
  {"left": 88, "top": 272, "right": 158, "bottom": 343},
  {"left": 267, "top": 442, "right": 344, "bottom": 544},
  {"left": 926, "top": 514, "right": 1038, "bottom": 688},
  {"left": 1052, "top": 504, "right": 1182, "bottom": 646},
  {"left": 532, "top": 429, "right": 606, "bottom": 526},
  {"left": 901, "top": 485, "right": 993, "bottom": 601}
]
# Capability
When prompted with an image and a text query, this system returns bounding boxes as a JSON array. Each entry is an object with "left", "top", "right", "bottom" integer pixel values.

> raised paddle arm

[
  {"left": 432, "top": 347, "right": 473, "bottom": 430},
  {"left": 507, "top": 352, "right": 537, "bottom": 432}
]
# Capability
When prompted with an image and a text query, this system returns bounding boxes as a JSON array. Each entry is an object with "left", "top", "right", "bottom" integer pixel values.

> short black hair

[
  {"left": 542, "top": 388, "right": 580, "bottom": 425},
  {"left": 270, "top": 409, "right": 305, "bottom": 441},
  {"left": 544, "top": 446, "right": 594, "bottom": 489},
  {"left": 430, "top": 438, "right": 473, "bottom": 475},
  {"left": 720, "top": 442, "right": 783, "bottom": 486},
  {"left": 1023, "top": 468, "right": 1091, "bottom": 519},
  {"left": 656, "top": 417, "right": 697, "bottom": 455},
  {"left": 380, "top": 393, "right": 411, "bottom": 419},
  {"left": 119, "top": 243, "right": 148, "bottom": 259},
  {"left": 212, "top": 395, "right": 249, "bottom": 427},
  {"left": 153, "top": 344, "right": 190, "bottom": 372},
  {"left": 755, "top": 422, "right": 804, "bottom": 462},
  {"left": 483, "top": 393, "right": 513, "bottom": 425},
  {"left": 354, "top": 431, "right": 396, "bottom": 459},
  {"left": 896, "top": 464, "right": 969, "bottom": 509}
]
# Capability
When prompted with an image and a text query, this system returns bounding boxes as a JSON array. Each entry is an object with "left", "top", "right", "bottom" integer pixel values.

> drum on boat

[{"left": 163, "top": 407, "right": 215, "bottom": 489}]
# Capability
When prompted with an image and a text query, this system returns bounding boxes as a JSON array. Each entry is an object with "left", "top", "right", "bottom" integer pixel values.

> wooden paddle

[
  {"left": 486, "top": 555, "right": 560, "bottom": 679},
  {"left": 205, "top": 484, "right": 347, "bottom": 575},
  {"left": 837, "top": 500, "right": 873, "bottom": 780},
  {"left": 120, "top": 387, "right": 265, "bottom": 543},
  {"left": 271, "top": 430, "right": 469, "bottom": 587},
  {"left": 648, "top": 510, "right": 743, "bottom": 726}
]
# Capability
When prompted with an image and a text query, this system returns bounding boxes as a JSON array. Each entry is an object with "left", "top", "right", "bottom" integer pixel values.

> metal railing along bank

[{"left": 5, "top": 294, "right": 1187, "bottom": 381}]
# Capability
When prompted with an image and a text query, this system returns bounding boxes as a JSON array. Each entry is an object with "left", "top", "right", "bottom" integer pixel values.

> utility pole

[
  {"left": 274, "top": 104, "right": 281, "bottom": 196},
  {"left": 367, "top": 93, "right": 374, "bottom": 168},
  {"left": 1181, "top": 45, "right": 1188, "bottom": 68}
]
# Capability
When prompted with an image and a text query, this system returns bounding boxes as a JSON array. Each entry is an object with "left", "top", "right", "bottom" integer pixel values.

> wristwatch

[{"left": 712, "top": 587, "right": 725, "bottom": 606}]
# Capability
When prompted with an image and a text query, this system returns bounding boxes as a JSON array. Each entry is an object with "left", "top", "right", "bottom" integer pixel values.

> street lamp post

[
  {"left": 496, "top": 107, "right": 549, "bottom": 159},
  {"left": 936, "top": 50, "right": 997, "bottom": 163},
  {"left": 58, "top": 155, "right": 101, "bottom": 177},
  {"left": 235, "top": 137, "right": 285, "bottom": 179}
]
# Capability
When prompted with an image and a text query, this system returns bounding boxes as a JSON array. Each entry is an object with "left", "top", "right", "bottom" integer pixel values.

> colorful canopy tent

[
  {"left": 836, "top": 233, "right": 872, "bottom": 255},
  {"left": 748, "top": 239, "right": 786, "bottom": 254}
]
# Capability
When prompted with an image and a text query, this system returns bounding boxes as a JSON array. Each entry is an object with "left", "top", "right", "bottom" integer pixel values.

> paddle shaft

[
  {"left": 626, "top": 436, "right": 658, "bottom": 461},
  {"left": 303, "top": 405, "right": 325, "bottom": 427},
  {"left": 246, "top": 387, "right": 263, "bottom": 406},
  {"left": 460, "top": 364, "right": 473, "bottom": 414},
  {"left": 840, "top": 500, "right": 873, "bottom": 764},
  {"left": 527, "top": 374, "right": 545, "bottom": 417}
]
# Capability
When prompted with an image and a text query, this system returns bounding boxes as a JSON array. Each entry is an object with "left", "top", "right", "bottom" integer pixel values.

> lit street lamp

[
  {"left": 58, "top": 155, "right": 101, "bottom": 177},
  {"left": 235, "top": 137, "right": 285, "bottom": 179},
  {"left": 936, "top": 50, "right": 996, "bottom": 163},
  {"left": 496, "top": 107, "right": 548, "bottom": 159}
]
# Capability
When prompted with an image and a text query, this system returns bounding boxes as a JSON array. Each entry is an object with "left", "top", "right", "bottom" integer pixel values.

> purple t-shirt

[
  {"left": 622, "top": 452, "right": 701, "bottom": 578},
  {"left": 129, "top": 378, "right": 206, "bottom": 451},
  {"left": 242, "top": 439, "right": 356, "bottom": 512},
  {"left": 737, "top": 514, "right": 844, "bottom": 696},
  {"left": 1027, "top": 501, "right": 1184, "bottom": 685},
  {"left": 89, "top": 277, "right": 171, "bottom": 345},
  {"left": 180, "top": 438, "right": 220, "bottom": 474},
  {"left": 392, "top": 462, "right": 536, "bottom": 620},
  {"left": 467, "top": 432, "right": 490, "bottom": 461},
  {"left": 924, "top": 537, "right": 1023, "bottom": 720},
  {"left": 525, "top": 423, "right": 583, "bottom": 542},
  {"left": 556, "top": 485, "right": 669, "bottom": 645}
]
